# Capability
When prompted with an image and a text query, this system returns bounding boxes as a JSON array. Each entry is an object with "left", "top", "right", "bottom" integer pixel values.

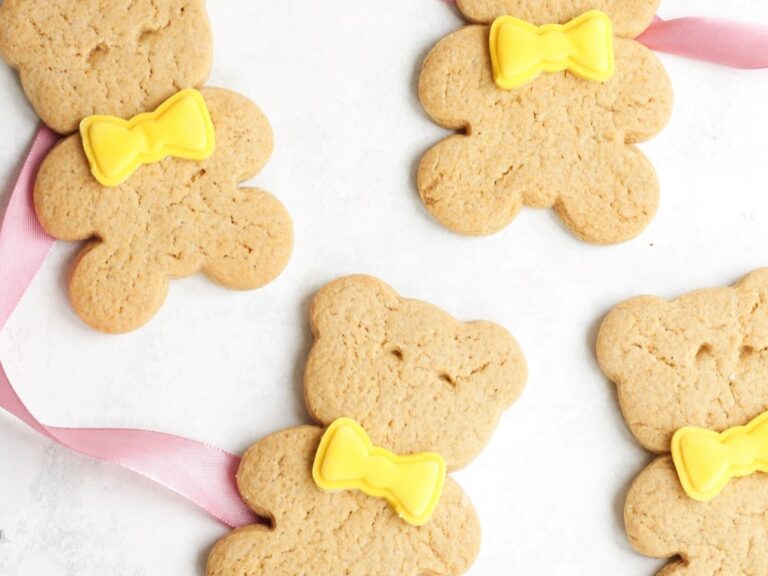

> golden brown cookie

[
  {"left": 418, "top": 0, "right": 673, "bottom": 243},
  {"left": 207, "top": 427, "right": 481, "bottom": 576},
  {"left": 34, "top": 87, "right": 293, "bottom": 334},
  {"left": 207, "top": 276, "right": 528, "bottom": 575},
  {"left": 598, "top": 269, "right": 768, "bottom": 575},
  {"left": 305, "top": 275, "right": 528, "bottom": 470},
  {"left": 0, "top": 0, "right": 212, "bottom": 134}
]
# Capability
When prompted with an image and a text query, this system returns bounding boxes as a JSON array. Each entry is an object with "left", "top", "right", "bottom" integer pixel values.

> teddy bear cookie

[
  {"left": 418, "top": 1, "right": 673, "bottom": 244},
  {"left": 597, "top": 269, "right": 768, "bottom": 575},
  {"left": 207, "top": 275, "right": 528, "bottom": 575},
  {"left": 0, "top": 1, "right": 293, "bottom": 333}
]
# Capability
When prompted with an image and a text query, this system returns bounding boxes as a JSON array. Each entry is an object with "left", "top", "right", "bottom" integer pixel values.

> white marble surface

[{"left": 1, "top": 1, "right": 768, "bottom": 574}]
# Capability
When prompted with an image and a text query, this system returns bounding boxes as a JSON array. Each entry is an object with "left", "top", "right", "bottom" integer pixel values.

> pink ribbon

[
  {"left": 0, "top": 127, "right": 257, "bottom": 529},
  {"left": 0, "top": 126, "right": 57, "bottom": 331},
  {"left": 639, "top": 17, "right": 768, "bottom": 69}
]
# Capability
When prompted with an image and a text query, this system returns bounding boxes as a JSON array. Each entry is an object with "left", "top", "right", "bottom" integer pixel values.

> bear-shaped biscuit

[
  {"left": 206, "top": 275, "right": 528, "bottom": 575},
  {"left": 418, "top": 0, "right": 673, "bottom": 244},
  {"left": 207, "top": 427, "right": 481, "bottom": 576},
  {"left": 34, "top": 88, "right": 293, "bottom": 333},
  {"left": 597, "top": 269, "right": 768, "bottom": 575},
  {"left": 0, "top": 0, "right": 212, "bottom": 134}
]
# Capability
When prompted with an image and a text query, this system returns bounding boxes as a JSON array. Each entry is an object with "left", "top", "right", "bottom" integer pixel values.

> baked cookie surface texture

[
  {"left": 0, "top": 1, "right": 293, "bottom": 333},
  {"left": 597, "top": 269, "right": 768, "bottom": 575},
  {"left": 418, "top": 0, "right": 673, "bottom": 244},
  {"left": 207, "top": 275, "right": 528, "bottom": 576}
]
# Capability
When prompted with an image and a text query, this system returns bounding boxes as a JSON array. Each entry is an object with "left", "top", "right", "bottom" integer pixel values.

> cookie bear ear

[
  {"left": 455, "top": 0, "right": 659, "bottom": 38},
  {"left": 597, "top": 269, "right": 768, "bottom": 453},
  {"left": 201, "top": 88, "right": 274, "bottom": 181},
  {"left": 308, "top": 274, "right": 401, "bottom": 342},
  {"left": 305, "top": 275, "right": 527, "bottom": 470}
]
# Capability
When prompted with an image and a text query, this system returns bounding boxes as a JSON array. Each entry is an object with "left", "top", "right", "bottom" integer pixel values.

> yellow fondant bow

[
  {"left": 490, "top": 10, "right": 615, "bottom": 90},
  {"left": 80, "top": 88, "right": 216, "bottom": 187},
  {"left": 672, "top": 410, "right": 768, "bottom": 501},
  {"left": 313, "top": 418, "right": 447, "bottom": 526}
]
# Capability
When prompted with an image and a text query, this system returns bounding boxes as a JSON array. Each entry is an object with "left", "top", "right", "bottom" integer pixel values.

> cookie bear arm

[
  {"left": 419, "top": 26, "right": 491, "bottom": 131},
  {"left": 624, "top": 457, "right": 692, "bottom": 565},
  {"left": 454, "top": 0, "right": 659, "bottom": 38},
  {"left": 197, "top": 89, "right": 292, "bottom": 288},
  {"left": 627, "top": 455, "right": 768, "bottom": 576},
  {"left": 201, "top": 88, "right": 274, "bottom": 182},
  {"left": 34, "top": 137, "right": 102, "bottom": 242},
  {"left": 612, "top": 40, "right": 674, "bottom": 144},
  {"left": 201, "top": 186, "right": 293, "bottom": 291},
  {"left": 236, "top": 427, "right": 325, "bottom": 527}
]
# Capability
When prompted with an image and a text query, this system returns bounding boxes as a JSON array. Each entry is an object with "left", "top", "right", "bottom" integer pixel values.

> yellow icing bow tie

[
  {"left": 490, "top": 10, "right": 615, "bottom": 90},
  {"left": 313, "top": 418, "right": 446, "bottom": 526},
  {"left": 80, "top": 88, "right": 216, "bottom": 187},
  {"left": 672, "top": 410, "right": 768, "bottom": 501}
]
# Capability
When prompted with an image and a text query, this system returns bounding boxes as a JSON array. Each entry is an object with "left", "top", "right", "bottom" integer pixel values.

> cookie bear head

[
  {"left": 455, "top": 0, "right": 659, "bottom": 37},
  {"left": 597, "top": 269, "right": 768, "bottom": 453},
  {"left": 418, "top": 1, "right": 672, "bottom": 244},
  {"left": 304, "top": 275, "right": 528, "bottom": 470},
  {"left": 0, "top": 0, "right": 212, "bottom": 133},
  {"left": 600, "top": 271, "right": 768, "bottom": 575},
  {"left": 206, "top": 426, "right": 481, "bottom": 576}
]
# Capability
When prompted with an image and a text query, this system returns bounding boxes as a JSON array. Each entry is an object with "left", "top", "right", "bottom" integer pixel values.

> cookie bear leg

[
  {"left": 202, "top": 188, "right": 293, "bottom": 290},
  {"left": 555, "top": 145, "right": 660, "bottom": 244},
  {"left": 417, "top": 134, "right": 525, "bottom": 236},
  {"left": 69, "top": 242, "right": 169, "bottom": 333}
]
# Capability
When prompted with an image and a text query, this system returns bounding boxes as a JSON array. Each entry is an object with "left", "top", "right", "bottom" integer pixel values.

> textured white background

[{"left": 1, "top": 1, "right": 768, "bottom": 574}]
